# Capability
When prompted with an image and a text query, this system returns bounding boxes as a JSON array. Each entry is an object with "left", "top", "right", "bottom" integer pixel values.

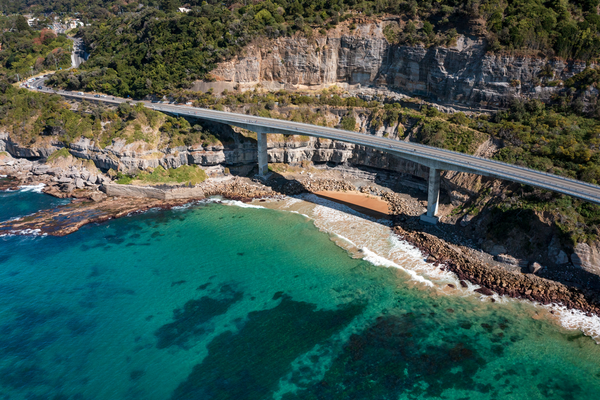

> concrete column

[
  {"left": 420, "top": 168, "right": 441, "bottom": 224},
  {"left": 257, "top": 132, "right": 268, "bottom": 176}
]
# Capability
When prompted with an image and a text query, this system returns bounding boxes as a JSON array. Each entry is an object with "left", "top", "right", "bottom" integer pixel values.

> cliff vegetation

[
  {"left": 41, "top": 0, "right": 600, "bottom": 98},
  {"left": 115, "top": 164, "right": 208, "bottom": 185},
  {"left": 0, "top": 82, "right": 218, "bottom": 149},
  {"left": 0, "top": 15, "right": 71, "bottom": 81}
]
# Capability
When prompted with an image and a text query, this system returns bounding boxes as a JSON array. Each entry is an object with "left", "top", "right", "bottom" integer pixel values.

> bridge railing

[
  {"left": 171, "top": 107, "right": 600, "bottom": 196},
  {"left": 48, "top": 93, "right": 600, "bottom": 202}
]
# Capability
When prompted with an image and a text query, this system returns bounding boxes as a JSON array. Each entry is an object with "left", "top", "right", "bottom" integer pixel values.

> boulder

[
  {"left": 496, "top": 254, "right": 519, "bottom": 266},
  {"left": 32, "top": 165, "right": 50, "bottom": 175},
  {"left": 89, "top": 192, "right": 105, "bottom": 202},
  {"left": 529, "top": 262, "right": 543, "bottom": 274},
  {"left": 460, "top": 213, "right": 474, "bottom": 227},
  {"left": 74, "top": 178, "right": 85, "bottom": 189},
  {"left": 475, "top": 287, "right": 494, "bottom": 296},
  {"left": 556, "top": 250, "right": 569, "bottom": 265},
  {"left": 96, "top": 175, "right": 111, "bottom": 185},
  {"left": 46, "top": 168, "right": 62, "bottom": 176},
  {"left": 60, "top": 182, "right": 74, "bottom": 193},
  {"left": 482, "top": 240, "right": 506, "bottom": 256},
  {"left": 57, "top": 176, "right": 73, "bottom": 184},
  {"left": 547, "top": 236, "right": 569, "bottom": 265}
]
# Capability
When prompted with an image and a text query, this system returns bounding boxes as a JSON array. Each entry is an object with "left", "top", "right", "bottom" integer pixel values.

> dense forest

[
  {"left": 31, "top": 0, "right": 600, "bottom": 99},
  {"left": 0, "top": 15, "right": 71, "bottom": 80}
]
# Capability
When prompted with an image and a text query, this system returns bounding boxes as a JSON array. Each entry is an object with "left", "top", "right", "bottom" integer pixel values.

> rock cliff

[{"left": 203, "top": 22, "right": 588, "bottom": 108}]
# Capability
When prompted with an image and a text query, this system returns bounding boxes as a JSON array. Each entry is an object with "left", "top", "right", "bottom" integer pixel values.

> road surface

[{"left": 68, "top": 37, "right": 88, "bottom": 68}]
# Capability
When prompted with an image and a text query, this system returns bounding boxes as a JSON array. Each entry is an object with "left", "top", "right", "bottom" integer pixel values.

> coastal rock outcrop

[
  {"left": 571, "top": 243, "right": 600, "bottom": 275},
  {"left": 203, "top": 23, "right": 589, "bottom": 108}
]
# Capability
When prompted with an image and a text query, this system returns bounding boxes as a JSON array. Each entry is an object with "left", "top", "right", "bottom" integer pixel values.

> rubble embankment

[{"left": 393, "top": 225, "right": 600, "bottom": 317}]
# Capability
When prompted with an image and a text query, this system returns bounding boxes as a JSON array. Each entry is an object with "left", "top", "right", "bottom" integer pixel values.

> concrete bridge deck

[{"left": 36, "top": 88, "right": 600, "bottom": 223}]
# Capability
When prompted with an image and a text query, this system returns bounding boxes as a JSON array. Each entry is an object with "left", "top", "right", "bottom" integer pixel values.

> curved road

[{"left": 25, "top": 84, "right": 600, "bottom": 205}]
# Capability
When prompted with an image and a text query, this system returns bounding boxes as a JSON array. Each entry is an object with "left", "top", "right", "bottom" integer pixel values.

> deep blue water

[{"left": 0, "top": 190, "right": 599, "bottom": 399}]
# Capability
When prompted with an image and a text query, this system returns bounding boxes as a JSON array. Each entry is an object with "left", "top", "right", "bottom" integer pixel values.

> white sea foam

[
  {"left": 545, "top": 304, "right": 600, "bottom": 343},
  {"left": 0, "top": 228, "right": 46, "bottom": 237},
  {"left": 222, "top": 199, "right": 266, "bottom": 209},
  {"left": 292, "top": 194, "right": 439, "bottom": 287},
  {"left": 18, "top": 183, "right": 45, "bottom": 193},
  {"left": 290, "top": 211, "right": 311, "bottom": 219},
  {"left": 0, "top": 175, "right": 6, "bottom": 178},
  {"left": 281, "top": 197, "right": 303, "bottom": 208},
  {"left": 170, "top": 200, "right": 207, "bottom": 210},
  {"left": 361, "top": 246, "right": 434, "bottom": 287}
]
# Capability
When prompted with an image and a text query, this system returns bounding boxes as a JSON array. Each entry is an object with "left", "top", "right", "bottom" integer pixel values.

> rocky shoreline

[
  {"left": 393, "top": 225, "right": 600, "bottom": 317},
  {"left": 2, "top": 154, "right": 600, "bottom": 319}
]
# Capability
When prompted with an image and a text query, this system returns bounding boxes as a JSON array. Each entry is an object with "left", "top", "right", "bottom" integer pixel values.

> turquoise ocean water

[{"left": 1, "top": 189, "right": 600, "bottom": 399}]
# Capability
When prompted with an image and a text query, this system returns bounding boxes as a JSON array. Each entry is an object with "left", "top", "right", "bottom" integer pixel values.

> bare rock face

[
  {"left": 205, "top": 25, "right": 589, "bottom": 108},
  {"left": 571, "top": 243, "right": 600, "bottom": 275},
  {"left": 548, "top": 235, "right": 569, "bottom": 265}
]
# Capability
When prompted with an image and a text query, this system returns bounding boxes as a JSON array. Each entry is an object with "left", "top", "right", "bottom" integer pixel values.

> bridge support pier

[
  {"left": 257, "top": 132, "right": 269, "bottom": 176},
  {"left": 420, "top": 168, "right": 440, "bottom": 224}
]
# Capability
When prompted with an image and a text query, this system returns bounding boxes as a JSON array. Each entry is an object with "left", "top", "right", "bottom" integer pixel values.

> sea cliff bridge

[{"left": 31, "top": 85, "right": 600, "bottom": 224}]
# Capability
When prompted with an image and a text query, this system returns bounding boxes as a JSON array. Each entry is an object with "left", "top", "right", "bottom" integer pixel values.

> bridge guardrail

[
  {"left": 165, "top": 106, "right": 600, "bottom": 199},
  {"left": 48, "top": 91, "right": 600, "bottom": 202},
  {"left": 157, "top": 105, "right": 600, "bottom": 200}
]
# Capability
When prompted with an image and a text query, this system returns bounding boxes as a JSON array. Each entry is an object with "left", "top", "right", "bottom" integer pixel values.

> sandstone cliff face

[
  {"left": 1, "top": 133, "right": 430, "bottom": 179},
  {"left": 204, "top": 24, "right": 587, "bottom": 108}
]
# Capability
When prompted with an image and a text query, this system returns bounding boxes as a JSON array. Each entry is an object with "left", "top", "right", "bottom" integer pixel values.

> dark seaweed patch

[
  {"left": 171, "top": 280, "right": 186, "bottom": 287},
  {"left": 104, "top": 235, "right": 125, "bottom": 245},
  {"left": 170, "top": 294, "right": 365, "bottom": 400},
  {"left": 155, "top": 285, "right": 243, "bottom": 349},
  {"left": 88, "top": 265, "right": 102, "bottom": 278},
  {"left": 196, "top": 283, "right": 210, "bottom": 291},
  {"left": 286, "top": 314, "right": 488, "bottom": 400},
  {"left": 0, "top": 307, "right": 65, "bottom": 358},
  {"left": 272, "top": 291, "right": 284, "bottom": 300},
  {"left": 66, "top": 316, "right": 95, "bottom": 336},
  {"left": 0, "top": 364, "right": 46, "bottom": 389},
  {"left": 130, "top": 370, "right": 145, "bottom": 381}
]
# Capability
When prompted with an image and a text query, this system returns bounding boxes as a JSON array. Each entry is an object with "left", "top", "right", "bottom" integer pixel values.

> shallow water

[
  {"left": 0, "top": 192, "right": 599, "bottom": 399},
  {"left": 0, "top": 185, "right": 69, "bottom": 222}
]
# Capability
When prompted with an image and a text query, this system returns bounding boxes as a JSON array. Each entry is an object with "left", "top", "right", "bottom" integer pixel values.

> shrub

[{"left": 340, "top": 114, "right": 357, "bottom": 131}]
